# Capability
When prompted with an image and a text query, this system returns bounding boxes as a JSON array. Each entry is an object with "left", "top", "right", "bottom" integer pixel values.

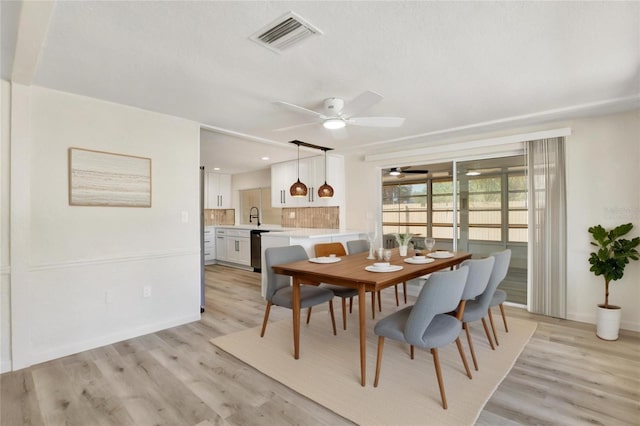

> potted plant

[
  {"left": 394, "top": 233, "right": 413, "bottom": 256},
  {"left": 588, "top": 223, "right": 640, "bottom": 340}
]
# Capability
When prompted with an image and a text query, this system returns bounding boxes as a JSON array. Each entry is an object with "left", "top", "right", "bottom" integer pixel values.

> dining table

[{"left": 271, "top": 247, "right": 472, "bottom": 386}]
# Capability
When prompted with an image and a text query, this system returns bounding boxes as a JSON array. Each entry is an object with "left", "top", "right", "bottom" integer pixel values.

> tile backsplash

[
  {"left": 281, "top": 207, "right": 339, "bottom": 229},
  {"left": 204, "top": 209, "right": 235, "bottom": 226}
]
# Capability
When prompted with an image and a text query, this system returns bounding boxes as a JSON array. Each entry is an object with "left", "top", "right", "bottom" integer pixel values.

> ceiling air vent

[{"left": 250, "top": 12, "right": 323, "bottom": 53}]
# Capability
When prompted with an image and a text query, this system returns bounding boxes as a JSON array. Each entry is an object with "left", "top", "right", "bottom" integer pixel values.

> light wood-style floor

[{"left": 2, "top": 265, "right": 639, "bottom": 425}]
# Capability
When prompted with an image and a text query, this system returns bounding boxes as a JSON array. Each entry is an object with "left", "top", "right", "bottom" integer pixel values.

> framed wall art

[{"left": 68, "top": 147, "right": 152, "bottom": 207}]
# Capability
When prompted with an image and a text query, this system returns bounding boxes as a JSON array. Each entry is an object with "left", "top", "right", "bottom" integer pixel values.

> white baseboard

[
  {"left": 1, "top": 360, "right": 12, "bottom": 374},
  {"left": 27, "top": 312, "right": 201, "bottom": 368}
]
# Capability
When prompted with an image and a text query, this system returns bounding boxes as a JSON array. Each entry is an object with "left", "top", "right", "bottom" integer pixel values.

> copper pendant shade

[
  {"left": 289, "top": 142, "right": 307, "bottom": 197},
  {"left": 317, "top": 149, "right": 334, "bottom": 198}
]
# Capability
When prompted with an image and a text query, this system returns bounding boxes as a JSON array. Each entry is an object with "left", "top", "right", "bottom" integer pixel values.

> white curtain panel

[{"left": 527, "top": 137, "right": 567, "bottom": 318}]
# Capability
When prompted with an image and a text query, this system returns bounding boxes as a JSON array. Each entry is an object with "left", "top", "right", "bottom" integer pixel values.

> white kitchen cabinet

[
  {"left": 204, "top": 227, "right": 216, "bottom": 265},
  {"left": 215, "top": 228, "right": 228, "bottom": 261},
  {"left": 270, "top": 155, "right": 343, "bottom": 207},
  {"left": 215, "top": 228, "right": 250, "bottom": 266},
  {"left": 205, "top": 172, "right": 231, "bottom": 208},
  {"left": 225, "top": 232, "right": 251, "bottom": 266}
]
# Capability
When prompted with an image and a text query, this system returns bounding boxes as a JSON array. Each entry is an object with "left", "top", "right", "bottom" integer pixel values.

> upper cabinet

[
  {"left": 205, "top": 172, "right": 231, "bottom": 209},
  {"left": 271, "top": 155, "right": 344, "bottom": 208}
]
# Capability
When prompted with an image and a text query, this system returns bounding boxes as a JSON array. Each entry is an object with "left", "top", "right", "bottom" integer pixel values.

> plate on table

[
  {"left": 309, "top": 257, "right": 341, "bottom": 264},
  {"left": 427, "top": 251, "right": 454, "bottom": 259},
  {"left": 404, "top": 257, "right": 435, "bottom": 264},
  {"left": 365, "top": 265, "right": 404, "bottom": 273}
]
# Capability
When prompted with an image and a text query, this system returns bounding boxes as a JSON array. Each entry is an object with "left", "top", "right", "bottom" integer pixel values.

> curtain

[{"left": 527, "top": 137, "right": 567, "bottom": 318}]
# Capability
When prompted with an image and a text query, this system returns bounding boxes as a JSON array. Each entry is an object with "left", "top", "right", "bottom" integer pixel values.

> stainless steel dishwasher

[{"left": 250, "top": 229, "right": 270, "bottom": 272}]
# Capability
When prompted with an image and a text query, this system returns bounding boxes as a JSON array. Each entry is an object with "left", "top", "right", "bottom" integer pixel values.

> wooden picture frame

[{"left": 68, "top": 147, "right": 152, "bottom": 207}]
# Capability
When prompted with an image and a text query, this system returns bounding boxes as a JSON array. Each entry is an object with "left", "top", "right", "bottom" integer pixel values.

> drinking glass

[
  {"left": 383, "top": 250, "right": 392, "bottom": 262},
  {"left": 424, "top": 237, "right": 436, "bottom": 253}
]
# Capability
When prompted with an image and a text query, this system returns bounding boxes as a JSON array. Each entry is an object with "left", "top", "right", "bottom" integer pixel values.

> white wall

[
  {"left": 1, "top": 80, "right": 12, "bottom": 372},
  {"left": 344, "top": 110, "right": 640, "bottom": 331},
  {"left": 7, "top": 84, "right": 202, "bottom": 370}
]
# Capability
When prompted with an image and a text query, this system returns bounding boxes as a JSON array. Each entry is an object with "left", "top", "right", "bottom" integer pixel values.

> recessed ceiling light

[
  {"left": 261, "top": 156, "right": 270, "bottom": 161},
  {"left": 466, "top": 171, "right": 481, "bottom": 176},
  {"left": 213, "top": 167, "right": 221, "bottom": 171}
]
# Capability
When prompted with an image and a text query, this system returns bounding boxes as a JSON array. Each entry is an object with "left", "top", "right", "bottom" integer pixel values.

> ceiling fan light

[
  {"left": 389, "top": 168, "right": 401, "bottom": 176},
  {"left": 323, "top": 118, "right": 345, "bottom": 130},
  {"left": 290, "top": 179, "right": 308, "bottom": 197},
  {"left": 318, "top": 181, "right": 334, "bottom": 198}
]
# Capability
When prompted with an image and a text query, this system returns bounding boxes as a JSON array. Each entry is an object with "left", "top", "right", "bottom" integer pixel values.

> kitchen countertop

[{"left": 207, "top": 225, "right": 365, "bottom": 238}]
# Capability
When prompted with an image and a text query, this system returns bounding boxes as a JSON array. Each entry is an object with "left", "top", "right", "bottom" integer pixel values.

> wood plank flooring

[{"left": 2, "top": 265, "right": 639, "bottom": 425}]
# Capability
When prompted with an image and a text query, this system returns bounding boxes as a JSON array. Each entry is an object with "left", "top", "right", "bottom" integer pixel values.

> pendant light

[
  {"left": 289, "top": 141, "right": 308, "bottom": 197},
  {"left": 317, "top": 148, "right": 334, "bottom": 198}
]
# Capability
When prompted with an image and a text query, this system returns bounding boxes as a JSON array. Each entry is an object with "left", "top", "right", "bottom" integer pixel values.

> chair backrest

[
  {"left": 382, "top": 234, "right": 396, "bottom": 249},
  {"left": 264, "top": 245, "right": 308, "bottom": 300},
  {"left": 346, "top": 239, "right": 369, "bottom": 254},
  {"left": 475, "top": 249, "right": 511, "bottom": 309},
  {"left": 459, "top": 256, "right": 495, "bottom": 301},
  {"left": 314, "top": 242, "right": 347, "bottom": 257},
  {"left": 404, "top": 266, "right": 469, "bottom": 346}
]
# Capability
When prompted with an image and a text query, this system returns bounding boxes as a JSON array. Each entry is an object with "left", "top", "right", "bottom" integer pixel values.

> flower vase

[{"left": 399, "top": 245, "right": 408, "bottom": 257}]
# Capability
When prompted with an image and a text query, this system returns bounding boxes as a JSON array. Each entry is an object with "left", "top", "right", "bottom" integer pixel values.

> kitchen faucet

[{"left": 249, "top": 206, "right": 261, "bottom": 226}]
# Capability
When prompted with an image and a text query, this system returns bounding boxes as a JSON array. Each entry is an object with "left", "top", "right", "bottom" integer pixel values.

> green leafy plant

[
  {"left": 588, "top": 223, "right": 640, "bottom": 308},
  {"left": 394, "top": 233, "right": 413, "bottom": 246}
]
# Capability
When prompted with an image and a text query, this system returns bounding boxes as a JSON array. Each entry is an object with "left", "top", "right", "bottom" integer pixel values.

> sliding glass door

[{"left": 382, "top": 155, "right": 527, "bottom": 305}]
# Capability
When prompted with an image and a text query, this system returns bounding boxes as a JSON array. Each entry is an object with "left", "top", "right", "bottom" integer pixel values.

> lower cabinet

[
  {"left": 215, "top": 228, "right": 250, "bottom": 266},
  {"left": 204, "top": 227, "right": 216, "bottom": 265}
]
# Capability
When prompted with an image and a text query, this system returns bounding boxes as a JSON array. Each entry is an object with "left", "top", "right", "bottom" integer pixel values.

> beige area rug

[{"left": 211, "top": 308, "right": 536, "bottom": 426}]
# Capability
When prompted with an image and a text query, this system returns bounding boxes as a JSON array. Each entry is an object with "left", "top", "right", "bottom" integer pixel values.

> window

[{"left": 382, "top": 182, "right": 427, "bottom": 236}]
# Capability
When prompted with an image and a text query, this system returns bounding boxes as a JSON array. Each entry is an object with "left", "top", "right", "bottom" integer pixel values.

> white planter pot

[
  {"left": 596, "top": 305, "right": 622, "bottom": 341},
  {"left": 399, "top": 245, "right": 408, "bottom": 257}
]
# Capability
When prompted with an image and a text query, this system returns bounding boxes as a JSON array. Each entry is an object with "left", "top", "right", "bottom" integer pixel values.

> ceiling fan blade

[
  {"left": 341, "top": 90, "right": 383, "bottom": 117},
  {"left": 273, "top": 122, "right": 318, "bottom": 132},
  {"left": 403, "top": 170, "right": 429, "bottom": 174},
  {"left": 275, "top": 101, "right": 325, "bottom": 119},
  {"left": 347, "top": 116, "right": 406, "bottom": 127}
]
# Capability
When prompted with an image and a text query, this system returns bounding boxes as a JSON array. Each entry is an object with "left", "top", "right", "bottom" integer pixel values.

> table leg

[
  {"left": 358, "top": 285, "right": 366, "bottom": 386},
  {"left": 292, "top": 277, "right": 301, "bottom": 359}
]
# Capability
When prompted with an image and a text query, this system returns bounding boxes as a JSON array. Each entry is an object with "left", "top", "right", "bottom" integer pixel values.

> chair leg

[
  {"left": 403, "top": 281, "right": 407, "bottom": 304},
  {"left": 374, "top": 336, "right": 385, "bottom": 387},
  {"left": 464, "top": 322, "right": 479, "bottom": 371},
  {"left": 260, "top": 301, "right": 272, "bottom": 337},
  {"left": 341, "top": 297, "right": 347, "bottom": 331},
  {"left": 370, "top": 292, "right": 376, "bottom": 319},
  {"left": 349, "top": 296, "right": 353, "bottom": 313},
  {"left": 481, "top": 317, "right": 495, "bottom": 350},
  {"left": 394, "top": 285, "right": 399, "bottom": 306},
  {"left": 431, "top": 348, "right": 448, "bottom": 409},
  {"left": 328, "top": 300, "right": 337, "bottom": 336},
  {"left": 306, "top": 307, "right": 312, "bottom": 324},
  {"left": 499, "top": 303, "right": 509, "bottom": 332},
  {"left": 455, "top": 337, "right": 472, "bottom": 379},
  {"left": 488, "top": 308, "right": 499, "bottom": 346},
  {"left": 410, "top": 345, "right": 414, "bottom": 360}
]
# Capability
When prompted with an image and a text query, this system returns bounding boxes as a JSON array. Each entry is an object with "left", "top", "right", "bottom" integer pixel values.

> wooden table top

[{"left": 272, "top": 248, "right": 472, "bottom": 292}]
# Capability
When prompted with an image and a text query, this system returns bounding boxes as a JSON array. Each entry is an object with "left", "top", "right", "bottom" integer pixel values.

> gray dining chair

[
  {"left": 261, "top": 245, "right": 337, "bottom": 338},
  {"left": 490, "top": 289, "right": 510, "bottom": 339},
  {"left": 454, "top": 256, "right": 495, "bottom": 371},
  {"left": 373, "top": 266, "right": 471, "bottom": 409},
  {"left": 347, "top": 239, "right": 407, "bottom": 310}
]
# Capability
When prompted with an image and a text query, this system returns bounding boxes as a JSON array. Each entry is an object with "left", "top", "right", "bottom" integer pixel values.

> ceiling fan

[
  {"left": 274, "top": 90, "right": 405, "bottom": 131},
  {"left": 386, "top": 167, "right": 429, "bottom": 177}
]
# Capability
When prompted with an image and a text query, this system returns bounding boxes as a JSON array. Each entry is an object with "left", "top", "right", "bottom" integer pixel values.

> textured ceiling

[{"left": 3, "top": 1, "right": 639, "bottom": 174}]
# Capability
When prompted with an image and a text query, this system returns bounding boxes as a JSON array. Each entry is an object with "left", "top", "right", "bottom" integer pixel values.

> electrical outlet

[
  {"left": 143, "top": 285, "right": 151, "bottom": 298},
  {"left": 289, "top": 211, "right": 295, "bottom": 219},
  {"left": 181, "top": 211, "right": 189, "bottom": 223}
]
